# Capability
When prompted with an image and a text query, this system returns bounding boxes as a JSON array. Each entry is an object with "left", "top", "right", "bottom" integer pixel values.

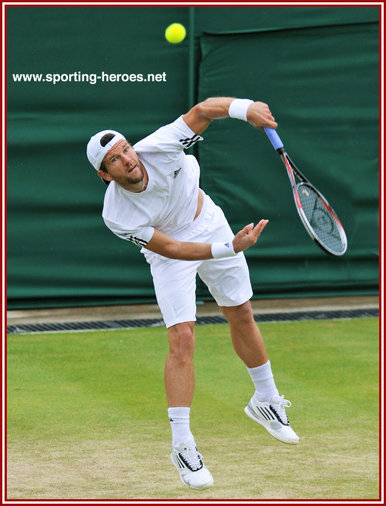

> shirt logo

[
  {"left": 118, "top": 232, "right": 148, "bottom": 247},
  {"left": 173, "top": 168, "right": 182, "bottom": 178},
  {"left": 179, "top": 133, "right": 202, "bottom": 148}
]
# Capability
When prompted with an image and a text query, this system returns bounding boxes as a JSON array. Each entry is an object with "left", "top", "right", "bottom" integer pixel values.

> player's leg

[
  {"left": 220, "top": 299, "right": 299, "bottom": 444},
  {"left": 165, "top": 321, "right": 195, "bottom": 408},
  {"left": 165, "top": 321, "right": 213, "bottom": 490},
  {"left": 219, "top": 300, "right": 268, "bottom": 368},
  {"left": 199, "top": 252, "right": 299, "bottom": 444},
  {"left": 219, "top": 301, "right": 284, "bottom": 405},
  {"left": 147, "top": 255, "right": 213, "bottom": 490}
]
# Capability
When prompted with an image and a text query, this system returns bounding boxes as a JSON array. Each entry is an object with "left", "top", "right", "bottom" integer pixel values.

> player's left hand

[{"left": 232, "top": 219, "right": 269, "bottom": 253}]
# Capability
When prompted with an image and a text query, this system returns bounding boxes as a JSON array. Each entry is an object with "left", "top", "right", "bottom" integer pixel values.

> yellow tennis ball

[{"left": 165, "top": 23, "right": 186, "bottom": 44}]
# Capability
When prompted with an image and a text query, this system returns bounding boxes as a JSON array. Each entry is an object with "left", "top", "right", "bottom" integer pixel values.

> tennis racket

[{"left": 264, "top": 127, "right": 347, "bottom": 256}]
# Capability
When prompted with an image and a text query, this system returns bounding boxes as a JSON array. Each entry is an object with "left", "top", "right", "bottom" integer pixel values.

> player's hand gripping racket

[{"left": 264, "top": 127, "right": 347, "bottom": 256}]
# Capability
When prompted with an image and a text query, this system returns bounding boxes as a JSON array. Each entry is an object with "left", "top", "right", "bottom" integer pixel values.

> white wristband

[
  {"left": 228, "top": 98, "right": 254, "bottom": 121},
  {"left": 211, "top": 241, "right": 237, "bottom": 259}
]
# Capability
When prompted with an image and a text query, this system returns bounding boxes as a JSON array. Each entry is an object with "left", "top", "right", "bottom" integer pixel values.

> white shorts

[{"left": 143, "top": 194, "right": 253, "bottom": 328}]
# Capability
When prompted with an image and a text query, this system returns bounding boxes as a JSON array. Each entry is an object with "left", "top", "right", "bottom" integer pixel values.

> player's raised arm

[{"left": 182, "top": 97, "right": 278, "bottom": 135}]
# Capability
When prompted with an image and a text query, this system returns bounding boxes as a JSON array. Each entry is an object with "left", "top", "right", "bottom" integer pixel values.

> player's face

[{"left": 99, "top": 140, "right": 145, "bottom": 189}]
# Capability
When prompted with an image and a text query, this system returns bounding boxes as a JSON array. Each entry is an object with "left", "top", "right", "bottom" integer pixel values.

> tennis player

[{"left": 87, "top": 97, "right": 299, "bottom": 491}]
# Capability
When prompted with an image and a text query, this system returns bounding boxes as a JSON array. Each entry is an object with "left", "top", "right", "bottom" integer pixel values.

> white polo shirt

[{"left": 102, "top": 116, "right": 203, "bottom": 251}]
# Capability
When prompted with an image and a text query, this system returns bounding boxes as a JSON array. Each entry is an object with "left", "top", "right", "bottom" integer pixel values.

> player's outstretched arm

[{"left": 144, "top": 220, "right": 269, "bottom": 261}]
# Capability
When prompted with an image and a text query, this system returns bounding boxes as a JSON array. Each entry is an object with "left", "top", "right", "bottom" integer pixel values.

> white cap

[{"left": 86, "top": 129, "right": 126, "bottom": 170}]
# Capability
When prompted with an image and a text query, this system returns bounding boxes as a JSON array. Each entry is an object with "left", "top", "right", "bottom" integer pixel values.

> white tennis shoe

[
  {"left": 244, "top": 394, "right": 299, "bottom": 444},
  {"left": 170, "top": 442, "right": 214, "bottom": 490}
]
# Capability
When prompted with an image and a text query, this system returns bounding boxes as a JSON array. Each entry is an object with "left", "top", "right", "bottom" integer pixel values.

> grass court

[{"left": 7, "top": 317, "right": 379, "bottom": 500}]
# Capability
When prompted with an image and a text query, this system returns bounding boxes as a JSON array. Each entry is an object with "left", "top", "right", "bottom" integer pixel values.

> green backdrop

[{"left": 6, "top": 6, "right": 379, "bottom": 309}]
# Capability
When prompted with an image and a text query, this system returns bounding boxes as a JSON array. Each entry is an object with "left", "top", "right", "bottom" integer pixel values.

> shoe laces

[
  {"left": 271, "top": 395, "right": 292, "bottom": 424},
  {"left": 179, "top": 444, "right": 203, "bottom": 471}
]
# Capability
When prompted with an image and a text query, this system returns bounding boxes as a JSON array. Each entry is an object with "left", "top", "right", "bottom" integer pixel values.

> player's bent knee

[{"left": 221, "top": 301, "right": 254, "bottom": 325}]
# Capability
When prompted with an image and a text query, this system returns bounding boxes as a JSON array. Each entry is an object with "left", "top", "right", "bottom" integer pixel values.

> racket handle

[{"left": 264, "top": 127, "right": 284, "bottom": 151}]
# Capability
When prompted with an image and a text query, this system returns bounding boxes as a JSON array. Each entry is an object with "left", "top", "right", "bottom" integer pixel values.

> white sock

[
  {"left": 168, "top": 407, "right": 195, "bottom": 448},
  {"left": 247, "top": 360, "right": 279, "bottom": 403}
]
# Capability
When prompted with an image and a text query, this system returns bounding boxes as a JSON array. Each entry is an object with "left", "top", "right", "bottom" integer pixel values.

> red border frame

[{"left": 1, "top": 2, "right": 383, "bottom": 505}]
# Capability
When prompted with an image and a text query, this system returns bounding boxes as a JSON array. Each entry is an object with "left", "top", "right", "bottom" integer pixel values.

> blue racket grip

[{"left": 264, "top": 127, "right": 284, "bottom": 151}]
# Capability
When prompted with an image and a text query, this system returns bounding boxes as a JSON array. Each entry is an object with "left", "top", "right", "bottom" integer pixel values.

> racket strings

[{"left": 297, "top": 184, "right": 345, "bottom": 255}]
